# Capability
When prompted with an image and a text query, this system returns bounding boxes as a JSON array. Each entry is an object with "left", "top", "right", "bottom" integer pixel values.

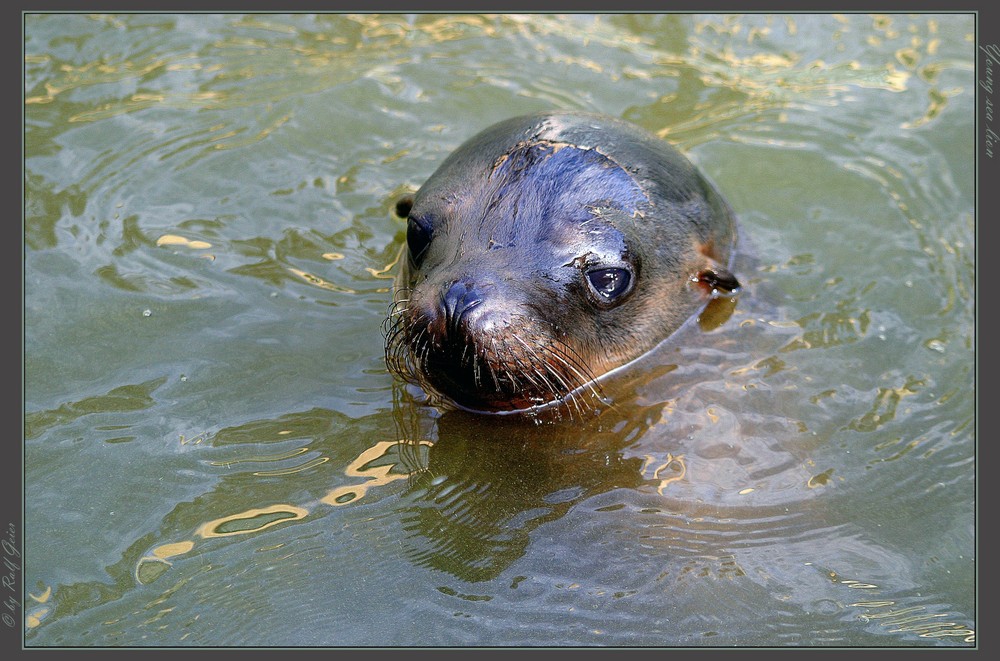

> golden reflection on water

[
  {"left": 25, "top": 585, "right": 53, "bottom": 629},
  {"left": 25, "top": 13, "right": 933, "bottom": 133},
  {"left": 648, "top": 453, "right": 687, "bottom": 494},
  {"left": 322, "top": 439, "right": 433, "bottom": 506},
  {"left": 196, "top": 504, "right": 310, "bottom": 539},
  {"left": 133, "top": 504, "right": 312, "bottom": 585},
  {"left": 232, "top": 15, "right": 300, "bottom": 35},
  {"left": 152, "top": 541, "right": 195, "bottom": 559},
  {"left": 807, "top": 468, "right": 835, "bottom": 488},
  {"left": 156, "top": 234, "right": 213, "bottom": 250},
  {"left": 903, "top": 87, "right": 959, "bottom": 129},
  {"left": 25, "top": 10, "right": 964, "bottom": 160},
  {"left": 365, "top": 248, "right": 403, "bottom": 280},
  {"left": 853, "top": 601, "right": 975, "bottom": 643},
  {"left": 130, "top": 439, "right": 429, "bottom": 590},
  {"left": 287, "top": 267, "right": 357, "bottom": 294},
  {"left": 25, "top": 609, "right": 49, "bottom": 630},
  {"left": 208, "top": 446, "right": 309, "bottom": 467},
  {"left": 252, "top": 456, "right": 329, "bottom": 477},
  {"left": 800, "top": 566, "right": 977, "bottom": 643},
  {"left": 847, "top": 376, "right": 924, "bottom": 434},
  {"left": 648, "top": 12, "right": 970, "bottom": 146}
]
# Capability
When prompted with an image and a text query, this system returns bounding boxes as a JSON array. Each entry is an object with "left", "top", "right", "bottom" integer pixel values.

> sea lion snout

[
  {"left": 425, "top": 278, "right": 508, "bottom": 347},
  {"left": 417, "top": 273, "right": 534, "bottom": 351},
  {"left": 440, "top": 280, "right": 484, "bottom": 339}
]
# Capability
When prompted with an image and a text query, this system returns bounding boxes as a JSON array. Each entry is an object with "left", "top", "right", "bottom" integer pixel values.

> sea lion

[{"left": 383, "top": 111, "right": 740, "bottom": 416}]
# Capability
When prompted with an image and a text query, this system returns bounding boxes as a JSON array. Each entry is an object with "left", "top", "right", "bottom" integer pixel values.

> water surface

[{"left": 24, "top": 13, "right": 975, "bottom": 646}]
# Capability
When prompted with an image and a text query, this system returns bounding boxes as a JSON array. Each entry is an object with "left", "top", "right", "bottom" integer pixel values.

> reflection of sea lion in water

[{"left": 383, "top": 111, "right": 740, "bottom": 416}]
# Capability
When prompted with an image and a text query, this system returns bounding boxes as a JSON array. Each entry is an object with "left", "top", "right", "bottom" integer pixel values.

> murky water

[{"left": 24, "top": 13, "right": 975, "bottom": 647}]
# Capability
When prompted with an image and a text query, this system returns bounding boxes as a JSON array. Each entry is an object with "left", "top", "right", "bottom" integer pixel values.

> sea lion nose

[{"left": 441, "top": 280, "right": 485, "bottom": 338}]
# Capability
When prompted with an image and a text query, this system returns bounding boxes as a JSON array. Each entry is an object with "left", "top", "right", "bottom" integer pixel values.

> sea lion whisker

[
  {"left": 485, "top": 355, "right": 502, "bottom": 394},
  {"left": 383, "top": 288, "right": 413, "bottom": 333},
  {"left": 508, "top": 334, "right": 580, "bottom": 414},
  {"left": 415, "top": 331, "right": 433, "bottom": 377},
  {"left": 544, "top": 343, "right": 605, "bottom": 405},
  {"left": 498, "top": 341, "right": 526, "bottom": 391},
  {"left": 472, "top": 350, "right": 483, "bottom": 390},
  {"left": 486, "top": 339, "right": 503, "bottom": 392},
  {"left": 522, "top": 316, "right": 602, "bottom": 386},
  {"left": 543, "top": 334, "right": 602, "bottom": 389},
  {"left": 392, "top": 285, "right": 412, "bottom": 303},
  {"left": 381, "top": 307, "right": 403, "bottom": 341},
  {"left": 392, "top": 323, "right": 423, "bottom": 373},
  {"left": 385, "top": 315, "right": 411, "bottom": 352},
  {"left": 384, "top": 322, "right": 408, "bottom": 376},
  {"left": 536, "top": 361, "right": 583, "bottom": 420},
  {"left": 503, "top": 341, "right": 565, "bottom": 412},
  {"left": 385, "top": 302, "right": 411, "bottom": 329},
  {"left": 529, "top": 343, "right": 591, "bottom": 420},
  {"left": 536, "top": 356, "right": 590, "bottom": 419}
]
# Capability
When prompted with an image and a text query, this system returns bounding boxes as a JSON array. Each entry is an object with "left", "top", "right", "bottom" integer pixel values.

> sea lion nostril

[{"left": 441, "top": 281, "right": 484, "bottom": 338}]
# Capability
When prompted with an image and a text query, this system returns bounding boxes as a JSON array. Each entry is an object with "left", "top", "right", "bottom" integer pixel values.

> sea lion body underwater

[{"left": 384, "top": 111, "right": 740, "bottom": 416}]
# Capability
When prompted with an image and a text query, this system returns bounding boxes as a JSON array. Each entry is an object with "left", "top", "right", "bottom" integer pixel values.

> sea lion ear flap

[
  {"left": 395, "top": 196, "right": 414, "bottom": 219},
  {"left": 695, "top": 263, "right": 741, "bottom": 298}
]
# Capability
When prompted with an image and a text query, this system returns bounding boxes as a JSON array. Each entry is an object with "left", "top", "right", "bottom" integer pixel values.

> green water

[{"left": 24, "top": 13, "right": 975, "bottom": 646}]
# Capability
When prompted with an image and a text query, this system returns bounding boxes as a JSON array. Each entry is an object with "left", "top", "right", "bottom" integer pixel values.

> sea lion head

[{"left": 383, "top": 112, "right": 739, "bottom": 416}]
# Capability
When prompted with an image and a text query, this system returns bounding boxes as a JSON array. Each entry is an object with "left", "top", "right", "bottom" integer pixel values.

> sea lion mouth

[{"left": 383, "top": 291, "right": 605, "bottom": 416}]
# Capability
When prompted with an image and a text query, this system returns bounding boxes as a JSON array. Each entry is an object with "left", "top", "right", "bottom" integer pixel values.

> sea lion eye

[
  {"left": 406, "top": 216, "right": 433, "bottom": 266},
  {"left": 586, "top": 267, "right": 632, "bottom": 303}
]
